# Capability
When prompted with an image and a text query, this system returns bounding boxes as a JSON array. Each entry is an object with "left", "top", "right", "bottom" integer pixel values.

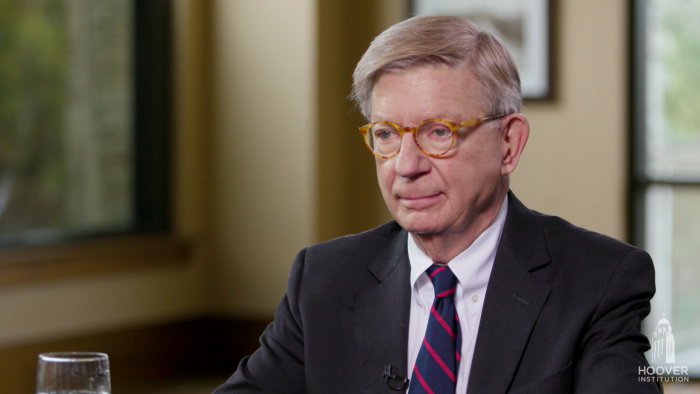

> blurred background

[{"left": 0, "top": 0, "right": 698, "bottom": 392}]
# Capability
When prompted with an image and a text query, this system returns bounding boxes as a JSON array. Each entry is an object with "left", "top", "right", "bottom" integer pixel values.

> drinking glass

[{"left": 36, "top": 352, "right": 111, "bottom": 394}]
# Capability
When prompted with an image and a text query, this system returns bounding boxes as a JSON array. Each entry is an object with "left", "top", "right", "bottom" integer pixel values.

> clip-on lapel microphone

[{"left": 383, "top": 364, "right": 410, "bottom": 391}]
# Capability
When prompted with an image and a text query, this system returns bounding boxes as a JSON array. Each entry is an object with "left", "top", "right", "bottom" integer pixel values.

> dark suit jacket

[{"left": 213, "top": 192, "right": 660, "bottom": 393}]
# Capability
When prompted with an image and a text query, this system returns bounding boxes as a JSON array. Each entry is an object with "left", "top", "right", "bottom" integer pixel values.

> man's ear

[{"left": 500, "top": 113, "right": 530, "bottom": 176}]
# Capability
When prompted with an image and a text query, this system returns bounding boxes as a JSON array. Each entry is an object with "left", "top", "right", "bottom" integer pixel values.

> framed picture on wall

[{"left": 411, "top": 0, "right": 553, "bottom": 100}]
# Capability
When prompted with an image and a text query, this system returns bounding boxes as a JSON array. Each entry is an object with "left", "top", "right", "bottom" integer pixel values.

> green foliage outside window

[
  {"left": 661, "top": 0, "right": 700, "bottom": 140},
  {"left": 0, "top": 0, "right": 67, "bottom": 231}
]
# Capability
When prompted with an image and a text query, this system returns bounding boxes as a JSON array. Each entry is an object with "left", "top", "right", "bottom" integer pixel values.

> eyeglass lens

[{"left": 366, "top": 121, "right": 454, "bottom": 157}]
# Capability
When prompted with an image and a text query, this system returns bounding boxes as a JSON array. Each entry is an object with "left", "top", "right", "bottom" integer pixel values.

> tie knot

[{"left": 426, "top": 265, "right": 458, "bottom": 299}]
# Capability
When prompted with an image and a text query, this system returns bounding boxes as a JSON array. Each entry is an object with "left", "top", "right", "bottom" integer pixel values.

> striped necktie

[{"left": 410, "top": 265, "right": 461, "bottom": 394}]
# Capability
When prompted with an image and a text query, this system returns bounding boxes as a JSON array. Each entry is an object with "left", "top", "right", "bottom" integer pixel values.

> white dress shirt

[{"left": 407, "top": 195, "right": 508, "bottom": 393}]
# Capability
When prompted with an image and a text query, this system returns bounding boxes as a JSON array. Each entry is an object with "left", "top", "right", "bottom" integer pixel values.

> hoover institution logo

[
  {"left": 651, "top": 314, "right": 675, "bottom": 364},
  {"left": 638, "top": 314, "right": 689, "bottom": 383}
]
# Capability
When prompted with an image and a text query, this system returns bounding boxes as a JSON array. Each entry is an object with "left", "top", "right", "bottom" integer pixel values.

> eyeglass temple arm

[{"left": 459, "top": 113, "right": 508, "bottom": 128}]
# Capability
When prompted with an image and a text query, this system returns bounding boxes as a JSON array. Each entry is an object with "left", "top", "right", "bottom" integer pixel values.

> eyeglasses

[{"left": 358, "top": 114, "right": 506, "bottom": 159}]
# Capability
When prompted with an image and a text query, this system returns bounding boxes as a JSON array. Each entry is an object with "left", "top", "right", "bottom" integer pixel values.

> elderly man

[{"left": 213, "top": 16, "right": 658, "bottom": 394}]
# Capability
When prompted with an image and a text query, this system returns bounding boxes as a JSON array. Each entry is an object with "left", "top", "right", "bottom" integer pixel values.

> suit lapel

[
  {"left": 354, "top": 229, "right": 412, "bottom": 390},
  {"left": 468, "top": 192, "right": 552, "bottom": 393}
]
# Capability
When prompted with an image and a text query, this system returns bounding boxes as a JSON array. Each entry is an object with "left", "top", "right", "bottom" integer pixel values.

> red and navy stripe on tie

[{"left": 410, "top": 265, "right": 461, "bottom": 394}]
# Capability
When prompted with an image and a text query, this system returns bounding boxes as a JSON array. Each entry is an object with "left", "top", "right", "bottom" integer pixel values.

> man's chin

[{"left": 394, "top": 215, "right": 446, "bottom": 235}]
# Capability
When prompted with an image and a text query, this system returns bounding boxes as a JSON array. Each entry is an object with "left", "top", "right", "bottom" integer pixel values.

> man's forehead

[{"left": 369, "top": 64, "right": 485, "bottom": 124}]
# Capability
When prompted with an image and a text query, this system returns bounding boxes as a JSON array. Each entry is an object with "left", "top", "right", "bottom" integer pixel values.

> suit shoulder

[
  {"left": 291, "top": 221, "right": 404, "bottom": 303},
  {"left": 307, "top": 220, "right": 403, "bottom": 257},
  {"left": 297, "top": 220, "right": 403, "bottom": 279},
  {"left": 520, "top": 208, "right": 654, "bottom": 320},
  {"left": 532, "top": 210, "right": 646, "bottom": 268}
]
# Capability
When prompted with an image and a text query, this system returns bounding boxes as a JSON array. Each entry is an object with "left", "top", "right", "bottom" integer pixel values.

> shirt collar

[{"left": 408, "top": 194, "right": 509, "bottom": 291}]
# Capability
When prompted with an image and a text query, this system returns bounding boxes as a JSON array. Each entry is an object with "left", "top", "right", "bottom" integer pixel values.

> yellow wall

[
  {"left": 0, "top": 0, "right": 631, "bottom": 344},
  {"left": 316, "top": 0, "right": 399, "bottom": 242},
  {"left": 208, "top": 0, "right": 318, "bottom": 318},
  {"left": 512, "top": 0, "right": 629, "bottom": 241}
]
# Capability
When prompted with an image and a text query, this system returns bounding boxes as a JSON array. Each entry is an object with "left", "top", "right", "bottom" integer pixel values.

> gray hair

[{"left": 351, "top": 16, "right": 521, "bottom": 120}]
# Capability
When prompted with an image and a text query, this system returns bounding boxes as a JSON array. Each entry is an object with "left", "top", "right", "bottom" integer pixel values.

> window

[
  {"left": 0, "top": 0, "right": 170, "bottom": 247},
  {"left": 632, "top": 0, "right": 700, "bottom": 373}
]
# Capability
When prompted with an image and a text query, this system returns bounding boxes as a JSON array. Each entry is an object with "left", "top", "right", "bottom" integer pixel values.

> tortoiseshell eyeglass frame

[{"left": 358, "top": 114, "right": 507, "bottom": 159}]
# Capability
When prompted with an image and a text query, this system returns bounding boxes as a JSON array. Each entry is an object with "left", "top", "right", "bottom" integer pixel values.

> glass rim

[{"left": 38, "top": 352, "right": 109, "bottom": 363}]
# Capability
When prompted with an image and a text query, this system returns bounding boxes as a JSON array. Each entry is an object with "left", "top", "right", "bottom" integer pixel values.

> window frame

[
  {"left": 134, "top": 0, "right": 172, "bottom": 234},
  {"left": 629, "top": 0, "right": 700, "bottom": 373},
  {"left": 629, "top": 1, "right": 700, "bottom": 253},
  {"left": 0, "top": 0, "right": 187, "bottom": 281}
]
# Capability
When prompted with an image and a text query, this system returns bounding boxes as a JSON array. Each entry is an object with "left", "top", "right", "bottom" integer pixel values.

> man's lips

[
  {"left": 397, "top": 193, "right": 442, "bottom": 209},
  {"left": 400, "top": 194, "right": 439, "bottom": 200}
]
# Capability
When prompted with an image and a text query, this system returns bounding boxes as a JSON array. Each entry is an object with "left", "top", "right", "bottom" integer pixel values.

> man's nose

[{"left": 394, "top": 132, "right": 430, "bottom": 178}]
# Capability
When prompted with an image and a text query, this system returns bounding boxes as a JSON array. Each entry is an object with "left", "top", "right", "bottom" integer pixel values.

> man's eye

[
  {"left": 430, "top": 127, "right": 452, "bottom": 138},
  {"left": 375, "top": 129, "right": 397, "bottom": 140}
]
